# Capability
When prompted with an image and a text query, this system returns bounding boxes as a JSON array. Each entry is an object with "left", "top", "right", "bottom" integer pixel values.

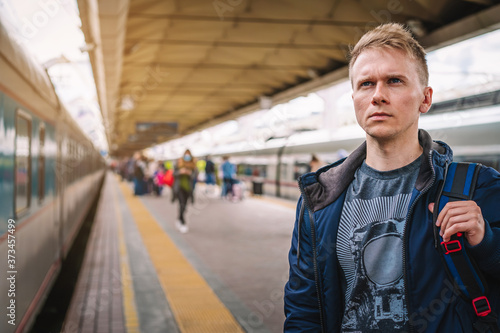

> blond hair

[{"left": 349, "top": 23, "right": 429, "bottom": 86}]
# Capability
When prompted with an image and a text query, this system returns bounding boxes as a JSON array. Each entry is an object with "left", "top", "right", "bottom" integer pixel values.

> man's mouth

[{"left": 369, "top": 112, "right": 391, "bottom": 120}]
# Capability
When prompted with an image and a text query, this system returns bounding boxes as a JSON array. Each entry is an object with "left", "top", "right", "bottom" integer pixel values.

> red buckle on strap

[
  {"left": 441, "top": 239, "right": 462, "bottom": 254},
  {"left": 473, "top": 296, "right": 492, "bottom": 317}
]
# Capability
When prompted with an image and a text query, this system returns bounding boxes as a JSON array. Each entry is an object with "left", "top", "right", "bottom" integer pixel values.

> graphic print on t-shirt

[{"left": 337, "top": 194, "right": 411, "bottom": 331}]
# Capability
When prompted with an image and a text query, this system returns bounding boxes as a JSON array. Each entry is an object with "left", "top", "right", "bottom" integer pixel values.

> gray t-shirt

[{"left": 337, "top": 155, "right": 422, "bottom": 332}]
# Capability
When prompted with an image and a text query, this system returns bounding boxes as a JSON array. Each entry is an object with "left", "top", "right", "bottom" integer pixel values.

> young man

[{"left": 284, "top": 23, "right": 500, "bottom": 332}]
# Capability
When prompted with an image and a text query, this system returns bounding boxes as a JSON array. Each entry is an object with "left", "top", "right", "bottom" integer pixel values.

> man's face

[{"left": 351, "top": 47, "right": 432, "bottom": 142}]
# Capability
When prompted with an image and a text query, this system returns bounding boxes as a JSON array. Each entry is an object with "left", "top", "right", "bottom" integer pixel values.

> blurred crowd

[{"left": 111, "top": 151, "right": 243, "bottom": 233}]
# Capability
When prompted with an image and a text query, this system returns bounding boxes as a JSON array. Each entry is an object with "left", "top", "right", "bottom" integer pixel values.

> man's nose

[{"left": 371, "top": 83, "right": 388, "bottom": 105}]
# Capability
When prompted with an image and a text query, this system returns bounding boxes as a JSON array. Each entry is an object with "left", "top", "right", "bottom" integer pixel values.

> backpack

[
  {"left": 433, "top": 162, "right": 500, "bottom": 333},
  {"left": 206, "top": 160, "right": 215, "bottom": 174}
]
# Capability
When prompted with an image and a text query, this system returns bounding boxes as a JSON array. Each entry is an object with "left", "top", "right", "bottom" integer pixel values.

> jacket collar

[{"left": 299, "top": 129, "right": 452, "bottom": 212}]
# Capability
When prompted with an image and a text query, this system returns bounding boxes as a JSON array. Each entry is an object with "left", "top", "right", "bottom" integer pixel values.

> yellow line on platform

[
  {"left": 112, "top": 181, "right": 141, "bottom": 333},
  {"left": 117, "top": 182, "right": 245, "bottom": 333}
]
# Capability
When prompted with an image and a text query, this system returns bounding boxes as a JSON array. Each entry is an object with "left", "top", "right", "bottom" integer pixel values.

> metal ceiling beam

[
  {"left": 119, "top": 87, "right": 268, "bottom": 96},
  {"left": 124, "top": 38, "right": 345, "bottom": 50},
  {"left": 134, "top": 87, "right": 266, "bottom": 92},
  {"left": 121, "top": 62, "right": 320, "bottom": 70},
  {"left": 127, "top": 13, "right": 368, "bottom": 26},
  {"left": 419, "top": 3, "right": 500, "bottom": 51},
  {"left": 120, "top": 82, "right": 268, "bottom": 88}
]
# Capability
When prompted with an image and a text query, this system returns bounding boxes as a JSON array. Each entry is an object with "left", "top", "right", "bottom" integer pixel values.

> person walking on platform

[
  {"left": 153, "top": 161, "right": 166, "bottom": 196},
  {"left": 205, "top": 155, "right": 216, "bottom": 193},
  {"left": 145, "top": 158, "right": 157, "bottom": 194},
  {"left": 221, "top": 155, "right": 235, "bottom": 199},
  {"left": 173, "top": 149, "right": 197, "bottom": 233},
  {"left": 284, "top": 23, "right": 500, "bottom": 332},
  {"left": 133, "top": 152, "right": 147, "bottom": 195},
  {"left": 309, "top": 154, "right": 323, "bottom": 172}
]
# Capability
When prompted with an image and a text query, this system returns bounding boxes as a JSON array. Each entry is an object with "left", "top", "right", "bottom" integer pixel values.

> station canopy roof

[{"left": 76, "top": 0, "right": 500, "bottom": 157}]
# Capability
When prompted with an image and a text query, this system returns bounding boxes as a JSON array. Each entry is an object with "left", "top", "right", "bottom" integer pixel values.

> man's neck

[{"left": 365, "top": 135, "right": 423, "bottom": 172}]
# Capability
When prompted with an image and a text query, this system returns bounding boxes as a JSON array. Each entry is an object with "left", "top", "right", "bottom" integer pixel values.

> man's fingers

[
  {"left": 441, "top": 221, "right": 469, "bottom": 242},
  {"left": 436, "top": 201, "right": 485, "bottom": 246},
  {"left": 440, "top": 207, "right": 465, "bottom": 236},
  {"left": 437, "top": 202, "right": 474, "bottom": 228}
]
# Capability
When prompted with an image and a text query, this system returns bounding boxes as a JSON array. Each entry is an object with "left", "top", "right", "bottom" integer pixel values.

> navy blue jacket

[{"left": 284, "top": 129, "right": 500, "bottom": 332}]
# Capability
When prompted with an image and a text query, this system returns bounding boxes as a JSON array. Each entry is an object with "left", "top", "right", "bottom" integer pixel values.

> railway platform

[{"left": 61, "top": 172, "right": 296, "bottom": 333}]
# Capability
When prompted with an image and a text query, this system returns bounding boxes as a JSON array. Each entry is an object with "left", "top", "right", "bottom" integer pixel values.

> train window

[
  {"left": 72, "top": 140, "right": 76, "bottom": 183},
  {"left": 79, "top": 145, "right": 84, "bottom": 177},
  {"left": 280, "top": 164, "right": 288, "bottom": 181},
  {"left": 78, "top": 145, "right": 82, "bottom": 177},
  {"left": 15, "top": 110, "right": 32, "bottom": 214},
  {"left": 38, "top": 124, "right": 45, "bottom": 203},
  {"left": 65, "top": 140, "right": 69, "bottom": 184},
  {"left": 74, "top": 142, "right": 78, "bottom": 180},
  {"left": 68, "top": 140, "right": 73, "bottom": 183},
  {"left": 82, "top": 147, "right": 87, "bottom": 176},
  {"left": 293, "top": 163, "right": 309, "bottom": 179}
]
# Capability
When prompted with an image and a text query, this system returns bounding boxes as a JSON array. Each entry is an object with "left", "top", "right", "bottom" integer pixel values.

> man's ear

[{"left": 419, "top": 86, "right": 433, "bottom": 114}]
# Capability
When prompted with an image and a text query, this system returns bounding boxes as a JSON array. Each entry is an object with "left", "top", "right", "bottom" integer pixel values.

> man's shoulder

[{"left": 476, "top": 164, "right": 500, "bottom": 188}]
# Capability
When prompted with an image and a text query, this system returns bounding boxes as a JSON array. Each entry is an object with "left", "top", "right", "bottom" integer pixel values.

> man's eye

[
  {"left": 360, "top": 81, "right": 372, "bottom": 87},
  {"left": 389, "top": 78, "right": 402, "bottom": 83}
]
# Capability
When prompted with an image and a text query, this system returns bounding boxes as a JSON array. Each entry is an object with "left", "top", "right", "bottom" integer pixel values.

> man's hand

[{"left": 428, "top": 201, "right": 485, "bottom": 246}]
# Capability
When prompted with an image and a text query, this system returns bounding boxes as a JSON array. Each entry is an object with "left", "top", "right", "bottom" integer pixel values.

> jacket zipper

[
  {"left": 308, "top": 209, "right": 326, "bottom": 333},
  {"left": 402, "top": 150, "right": 438, "bottom": 333},
  {"left": 298, "top": 180, "right": 326, "bottom": 332}
]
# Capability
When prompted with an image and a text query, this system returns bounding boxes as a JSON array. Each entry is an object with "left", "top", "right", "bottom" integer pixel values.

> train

[
  {"left": 0, "top": 21, "right": 105, "bottom": 332},
  {"left": 201, "top": 91, "right": 500, "bottom": 202}
]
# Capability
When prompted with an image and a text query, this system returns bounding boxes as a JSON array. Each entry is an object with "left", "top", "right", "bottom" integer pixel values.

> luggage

[{"left": 231, "top": 180, "right": 244, "bottom": 201}]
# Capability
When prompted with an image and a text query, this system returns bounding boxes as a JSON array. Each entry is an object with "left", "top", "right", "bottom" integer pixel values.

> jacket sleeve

[
  {"left": 466, "top": 165, "right": 500, "bottom": 277},
  {"left": 284, "top": 197, "right": 322, "bottom": 332}
]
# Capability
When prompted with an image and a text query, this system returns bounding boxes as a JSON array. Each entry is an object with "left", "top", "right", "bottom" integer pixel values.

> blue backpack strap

[{"left": 433, "top": 162, "right": 500, "bottom": 333}]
